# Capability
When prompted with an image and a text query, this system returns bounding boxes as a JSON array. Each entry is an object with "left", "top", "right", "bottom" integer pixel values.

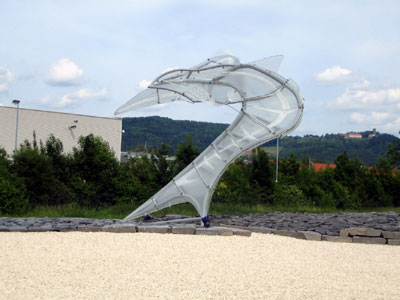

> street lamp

[
  {"left": 12, "top": 99, "right": 20, "bottom": 153},
  {"left": 275, "top": 137, "right": 279, "bottom": 183}
]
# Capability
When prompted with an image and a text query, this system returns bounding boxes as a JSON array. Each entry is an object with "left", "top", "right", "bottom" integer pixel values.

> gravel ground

[{"left": 1, "top": 232, "right": 399, "bottom": 300}]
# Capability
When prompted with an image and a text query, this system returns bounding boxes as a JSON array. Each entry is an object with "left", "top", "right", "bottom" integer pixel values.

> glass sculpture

[{"left": 115, "top": 55, "right": 304, "bottom": 224}]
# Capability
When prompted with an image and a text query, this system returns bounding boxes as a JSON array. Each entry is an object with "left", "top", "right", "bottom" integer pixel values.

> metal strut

[
  {"left": 211, "top": 143, "right": 227, "bottom": 162},
  {"left": 172, "top": 179, "right": 184, "bottom": 196},
  {"left": 151, "top": 197, "right": 160, "bottom": 210},
  {"left": 226, "top": 130, "right": 243, "bottom": 150},
  {"left": 192, "top": 162, "right": 210, "bottom": 189}
]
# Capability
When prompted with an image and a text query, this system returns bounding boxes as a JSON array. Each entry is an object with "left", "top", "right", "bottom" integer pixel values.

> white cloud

[
  {"left": 334, "top": 87, "right": 400, "bottom": 110},
  {"left": 350, "top": 111, "right": 390, "bottom": 124},
  {"left": 46, "top": 58, "right": 84, "bottom": 86},
  {"left": 329, "top": 79, "right": 400, "bottom": 135},
  {"left": 376, "top": 116, "right": 400, "bottom": 134},
  {"left": 351, "top": 79, "right": 371, "bottom": 89},
  {"left": 350, "top": 112, "right": 367, "bottom": 123},
  {"left": 0, "top": 65, "right": 15, "bottom": 93},
  {"left": 55, "top": 88, "right": 108, "bottom": 107},
  {"left": 73, "top": 88, "right": 108, "bottom": 99},
  {"left": 315, "top": 65, "right": 352, "bottom": 83},
  {"left": 138, "top": 79, "right": 151, "bottom": 89}
]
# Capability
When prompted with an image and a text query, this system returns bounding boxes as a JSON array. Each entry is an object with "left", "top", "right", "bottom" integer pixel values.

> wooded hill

[
  {"left": 122, "top": 116, "right": 398, "bottom": 166},
  {"left": 122, "top": 116, "right": 228, "bottom": 153},
  {"left": 277, "top": 133, "right": 398, "bottom": 166}
]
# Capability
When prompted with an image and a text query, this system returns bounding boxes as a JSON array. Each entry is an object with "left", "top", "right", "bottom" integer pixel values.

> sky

[{"left": 1, "top": 0, "right": 400, "bottom": 137}]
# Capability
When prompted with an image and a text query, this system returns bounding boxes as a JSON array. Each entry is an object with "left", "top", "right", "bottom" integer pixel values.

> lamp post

[
  {"left": 12, "top": 99, "right": 20, "bottom": 153},
  {"left": 275, "top": 137, "right": 279, "bottom": 182}
]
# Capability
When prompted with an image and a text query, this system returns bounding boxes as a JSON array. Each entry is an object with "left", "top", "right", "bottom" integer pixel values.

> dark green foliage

[
  {"left": 386, "top": 139, "right": 400, "bottom": 166},
  {"left": 331, "top": 152, "right": 389, "bottom": 208},
  {"left": 278, "top": 154, "right": 300, "bottom": 184},
  {"left": 72, "top": 134, "right": 120, "bottom": 207},
  {"left": 13, "top": 145, "right": 68, "bottom": 207},
  {"left": 214, "top": 142, "right": 400, "bottom": 209},
  {"left": 249, "top": 148, "right": 274, "bottom": 199},
  {"left": 277, "top": 133, "right": 398, "bottom": 166},
  {"left": 0, "top": 147, "right": 28, "bottom": 214},
  {"left": 0, "top": 173, "right": 27, "bottom": 214},
  {"left": 214, "top": 159, "right": 257, "bottom": 205},
  {"left": 273, "top": 183, "right": 306, "bottom": 207},
  {"left": 122, "top": 116, "right": 228, "bottom": 153},
  {"left": 372, "top": 157, "right": 400, "bottom": 206},
  {"left": 333, "top": 152, "right": 363, "bottom": 190},
  {"left": 1, "top": 130, "right": 399, "bottom": 216},
  {"left": 152, "top": 144, "right": 174, "bottom": 187},
  {"left": 0, "top": 147, "right": 10, "bottom": 168},
  {"left": 174, "top": 134, "right": 200, "bottom": 174}
]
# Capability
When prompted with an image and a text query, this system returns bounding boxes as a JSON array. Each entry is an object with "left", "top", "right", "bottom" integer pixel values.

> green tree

[
  {"left": 12, "top": 144, "right": 65, "bottom": 207},
  {"left": 174, "top": 134, "right": 200, "bottom": 174},
  {"left": 151, "top": 144, "right": 174, "bottom": 187},
  {"left": 121, "top": 155, "right": 159, "bottom": 205},
  {"left": 214, "top": 159, "right": 255, "bottom": 204},
  {"left": 42, "top": 135, "right": 74, "bottom": 185},
  {"left": 386, "top": 139, "right": 400, "bottom": 166},
  {"left": 0, "top": 148, "right": 28, "bottom": 214},
  {"left": 279, "top": 154, "right": 300, "bottom": 184},
  {"left": 333, "top": 151, "right": 363, "bottom": 190},
  {"left": 72, "top": 134, "right": 120, "bottom": 207},
  {"left": 249, "top": 148, "right": 274, "bottom": 201}
]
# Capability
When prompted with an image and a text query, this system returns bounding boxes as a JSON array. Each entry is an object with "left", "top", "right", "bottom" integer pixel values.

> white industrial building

[{"left": 0, "top": 106, "right": 122, "bottom": 159}]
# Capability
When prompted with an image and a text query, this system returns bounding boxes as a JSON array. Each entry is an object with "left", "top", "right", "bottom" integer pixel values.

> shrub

[
  {"left": 0, "top": 171, "right": 27, "bottom": 214},
  {"left": 273, "top": 183, "right": 307, "bottom": 207}
]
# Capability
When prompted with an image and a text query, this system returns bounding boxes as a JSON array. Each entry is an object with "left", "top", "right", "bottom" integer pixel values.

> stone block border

[
  {"left": 83, "top": 224, "right": 400, "bottom": 245},
  {"left": 1, "top": 216, "right": 399, "bottom": 245},
  {"left": 248, "top": 226, "right": 398, "bottom": 245},
  {"left": 90, "top": 225, "right": 251, "bottom": 237},
  {"left": 219, "top": 224, "right": 400, "bottom": 245}
]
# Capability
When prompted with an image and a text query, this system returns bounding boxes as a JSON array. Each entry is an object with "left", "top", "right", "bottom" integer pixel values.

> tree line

[
  {"left": 0, "top": 133, "right": 399, "bottom": 215},
  {"left": 278, "top": 132, "right": 398, "bottom": 166},
  {"left": 215, "top": 146, "right": 400, "bottom": 209},
  {"left": 121, "top": 116, "right": 398, "bottom": 166}
]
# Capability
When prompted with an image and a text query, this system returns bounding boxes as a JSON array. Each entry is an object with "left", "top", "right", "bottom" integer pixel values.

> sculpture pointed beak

[{"left": 114, "top": 88, "right": 160, "bottom": 115}]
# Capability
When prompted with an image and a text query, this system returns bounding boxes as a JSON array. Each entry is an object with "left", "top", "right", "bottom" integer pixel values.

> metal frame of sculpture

[{"left": 115, "top": 55, "right": 304, "bottom": 225}]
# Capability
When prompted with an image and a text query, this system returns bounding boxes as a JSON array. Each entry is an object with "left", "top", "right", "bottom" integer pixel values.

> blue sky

[{"left": 1, "top": 0, "right": 399, "bottom": 136}]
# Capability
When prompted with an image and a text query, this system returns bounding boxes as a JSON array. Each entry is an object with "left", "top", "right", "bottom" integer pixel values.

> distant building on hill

[
  {"left": 341, "top": 133, "right": 362, "bottom": 139},
  {"left": 368, "top": 128, "right": 377, "bottom": 138},
  {"left": 340, "top": 129, "right": 378, "bottom": 139},
  {"left": 0, "top": 106, "right": 122, "bottom": 159}
]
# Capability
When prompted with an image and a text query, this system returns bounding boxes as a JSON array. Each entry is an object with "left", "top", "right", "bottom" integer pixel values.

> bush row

[{"left": 0, "top": 134, "right": 399, "bottom": 215}]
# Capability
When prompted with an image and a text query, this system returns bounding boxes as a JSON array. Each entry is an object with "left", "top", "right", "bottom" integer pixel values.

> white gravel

[{"left": 1, "top": 232, "right": 399, "bottom": 300}]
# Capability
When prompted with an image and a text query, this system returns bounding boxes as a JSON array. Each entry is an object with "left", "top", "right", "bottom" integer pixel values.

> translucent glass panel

[{"left": 117, "top": 55, "right": 304, "bottom": 221}]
